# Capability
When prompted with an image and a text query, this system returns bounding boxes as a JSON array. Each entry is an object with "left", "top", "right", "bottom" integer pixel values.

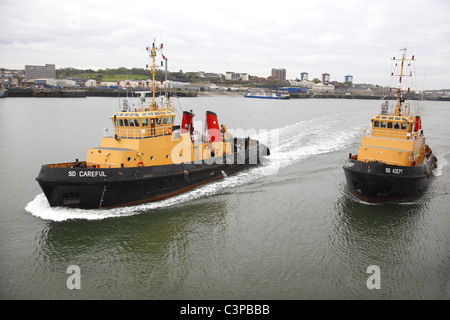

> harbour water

[{"left": 0, "top": 95, "right": 449, "bottom": 301}]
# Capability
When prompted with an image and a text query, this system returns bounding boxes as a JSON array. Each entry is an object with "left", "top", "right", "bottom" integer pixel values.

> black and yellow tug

[
  {"left": 36, "top": 42, "right": 269, "bottom": 209},
  {"left": 343, "top": 49, "right": 437, "bottom": 202}
]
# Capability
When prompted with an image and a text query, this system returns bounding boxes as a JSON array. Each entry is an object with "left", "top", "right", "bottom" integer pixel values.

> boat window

[
  {"left": 151, "top": 119, "right": 155, "bottom": 125},
  {"left": 401, "top": 123, "right": 407, "bottom": 130},
  {"left": 114, "top": 120, "right": 118, "bottom": 127},
  {"left": 124, "top": 113, "right": 129, "bottom": 116},
  {"left": 381, "top": 116, "right": 387, "bottom": 119},
  {"left": 388, "top": 117, "right": 394, "bottom": 120},
  {"left": 163, "top": 117, "right": 168, "bottom": 124},
  {"left": 394, "top": 122, "right": 400, "bottom": 129},
  {"left": 376, "top": 116, "right": 380, "bottom": 119},
  {"left": 387, "top": 122, "right": 393, "bottom": 129},
  {"left": 134, "top": 119, "right": 139, "bottom": 127},
  {"left": 380, "top": 121, "right": 387, "bottom": 128},
  {"left": 142, "top": 119, "right": 148, "bottom": 127},
  {"left": 124, "top": 119, "right": 129, "bottom": 126},
  {"left": 157, "top": 118, "right": 162, "bottom": 125},
  {"left": 168, "top": 117, "right": 174, "bottom": 124},
  {"left": 119, "top": 119, "right": 124, "bottom": 126},
  {"left": 373, "top": 120, "right": 380, "bottom": 128},
  {"left": 395, "top": 117, "right": 400, "bottom": 121},
  {"left": 129, "top": 120, "right": 134, "bottom": 127}
]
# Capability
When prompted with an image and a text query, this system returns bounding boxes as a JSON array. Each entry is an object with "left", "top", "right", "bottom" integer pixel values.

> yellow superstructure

[
  {"left": 357, "top": 112, "right": 427, "bottom": 166},
  {"left": 86, "top": 109, "right": 232, "bottom": 168},
  {"left": 85, "top": 41, "right": 233, "bottom": 169}
]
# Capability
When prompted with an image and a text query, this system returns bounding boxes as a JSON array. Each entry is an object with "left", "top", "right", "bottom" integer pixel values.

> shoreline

[{"left": 1, "top": 87, "right": 449, "bottom": 101}]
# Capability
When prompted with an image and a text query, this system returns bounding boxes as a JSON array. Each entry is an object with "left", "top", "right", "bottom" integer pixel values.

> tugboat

[
  {"left": 36, "top": 42, "right": 270, "bottom": 209},
  {"left": 343, "top": 49, "right": 438, "bottom": 202}
]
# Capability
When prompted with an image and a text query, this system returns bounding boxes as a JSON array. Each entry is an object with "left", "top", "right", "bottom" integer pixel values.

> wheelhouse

[
  {"left": 370, "top": 114, "right": 417, "bottom": 139},
  {"left": 112, "top": 110, "right": 175, "bottom": 139}
]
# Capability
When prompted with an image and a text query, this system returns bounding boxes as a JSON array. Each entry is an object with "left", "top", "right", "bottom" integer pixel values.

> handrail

[
  {"left": 103, "top": 126, "right": 172, "bottom": 139},
  {"left": 366, "top": 128, "right": 416, "bottom": 140}
]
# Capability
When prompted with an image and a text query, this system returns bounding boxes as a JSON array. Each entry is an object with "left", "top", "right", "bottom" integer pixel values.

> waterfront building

[
  {"left": 312, "top": 83, "right": 334, "bottom": 93},
  {"left": 300, "top": 72, "right": 309, "bottom": 81},
  {"left": 271, "top": 68, "right": 286, "bottom": 81},
  {"left": 25, "top": 64, "right": 56, "bottom": 79},
  {"left": 225, "top": 72, "right": 249, "bottom": 81},
  {"left": 322, "top": 73, "right": 330, "bottom": 84}
]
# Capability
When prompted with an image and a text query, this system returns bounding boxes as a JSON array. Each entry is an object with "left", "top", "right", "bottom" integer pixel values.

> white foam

[
  {"left": 432, "top": 151, "right": 447, "bottom": 177},
  {"left": 26, "top": 115, "right": 363, "bottom": 221}
]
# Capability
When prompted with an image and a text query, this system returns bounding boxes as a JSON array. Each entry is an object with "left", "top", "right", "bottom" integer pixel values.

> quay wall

[{"left": 1, "top": 88, "right": 448, "bottom": 101}]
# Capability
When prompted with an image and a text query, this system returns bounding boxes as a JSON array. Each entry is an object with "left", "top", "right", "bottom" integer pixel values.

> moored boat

[
  {"left": 343, "top": 49, "right": 437, "bottom": 202},
  {"left": 244, "top": 91, "right": 290, "bottom": 99},
  {"left": 36, "top": 42, "right": 270, "bottom": 209}
]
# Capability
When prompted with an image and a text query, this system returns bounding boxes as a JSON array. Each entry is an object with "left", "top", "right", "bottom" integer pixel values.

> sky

[{"left": 1, "top": 0, "right": 449, "bottom": 90}]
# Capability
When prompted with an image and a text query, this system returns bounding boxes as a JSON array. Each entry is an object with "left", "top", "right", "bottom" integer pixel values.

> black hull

[
  {"left": 343, "top": 154, "right": 437, "bottom": 203},
  {"left": 36, "top": 142, "right": 269, "bottom": 209}
]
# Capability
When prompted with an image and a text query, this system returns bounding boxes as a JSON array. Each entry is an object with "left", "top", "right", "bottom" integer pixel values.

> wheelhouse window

[
  {"left": 168, "top": 117, "right": 174, "bottom": 124},
  {"left": 401, "top": 123, "right": 407, "bottom": 130},
  {"left": 380, "top": 121, "right": 387, "bottom": 128},
  {"left": 387, "top": 122, "right": 393, "bottom": 129},
  {"left": 142, "top": 119, "right": 148, "bottom": 127},
  {"left": 373, "top": 120, "right": 380, "bottom": 128},
  {"left": 157, "top": 118, "right": 162, "bottom": 125},
  {"left": 119, "top": 119, "right": 124, "bottom": 126},
  {"left": 394, "top": 122, "right": 400, "bottom": 129},
  {"left": 134, "top": 119, "right": 139, "bottom": 127},
  {"left": 124, "top": 119, "right": 129, "bottom": 126}
]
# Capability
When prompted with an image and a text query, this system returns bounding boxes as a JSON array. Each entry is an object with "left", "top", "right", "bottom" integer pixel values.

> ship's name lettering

[
  {"left": 68, "top": 170, "right": 107, "bottom": 177},
  {"left": 385, "top": 168, "right": 403, "bottom": 175}
]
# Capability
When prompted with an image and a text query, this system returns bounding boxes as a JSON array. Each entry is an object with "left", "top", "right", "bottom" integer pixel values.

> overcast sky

[{"left": 1, "top": 0, "right": 449, "bottom": 89}]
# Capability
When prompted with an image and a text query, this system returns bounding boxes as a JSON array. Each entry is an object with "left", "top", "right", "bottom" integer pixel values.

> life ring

[
  {"left": 168, "top": 127, "right": 172, "bottom": 134},
  {"left": 137, "top": 161, "right": 144, "bottom": 167}
]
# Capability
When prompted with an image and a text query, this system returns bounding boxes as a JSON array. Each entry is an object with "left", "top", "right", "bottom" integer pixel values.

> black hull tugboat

[
  {"left": 36, "top": 42, "right": 270, "bottom": 209},
  {"left": 343, "top": 49, "right": 437, "bottom": 203}
]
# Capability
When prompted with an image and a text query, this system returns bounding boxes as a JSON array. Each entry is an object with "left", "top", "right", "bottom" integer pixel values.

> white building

[
  {"left": 312, "top": 83, "right": 335, "bottom": 93},
  {"left": 161, "top": 80, "right": 187, "bottom": 89},
  {"left": 225, "top": 72, "right": 249, "bottom": 81}
]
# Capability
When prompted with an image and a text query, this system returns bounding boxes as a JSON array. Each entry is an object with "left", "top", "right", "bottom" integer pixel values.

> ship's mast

[
  {"left": 145, "top": 41, "right": 175, "bottom": 113},
  {"left": 146, "top": 41, "right": 164, "bottom": 111},
  {"left": 150, "top": 42, "right": 158, "bottom": 111},
  {"left": 392, "top": 48, "right": 416, "bottom": 116}
]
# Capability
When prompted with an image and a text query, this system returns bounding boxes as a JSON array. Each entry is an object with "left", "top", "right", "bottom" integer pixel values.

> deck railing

[{"left": 103, "top": 126, "right": 172, "bottom": 139}]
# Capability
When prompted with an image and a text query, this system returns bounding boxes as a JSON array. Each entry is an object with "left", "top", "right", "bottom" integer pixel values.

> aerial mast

[
  {"left": 394, "top": 48, "right": 407, "bottom": 115},
  {"left": 146, "top": 41, "right": 164, "bottom": 111}
]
